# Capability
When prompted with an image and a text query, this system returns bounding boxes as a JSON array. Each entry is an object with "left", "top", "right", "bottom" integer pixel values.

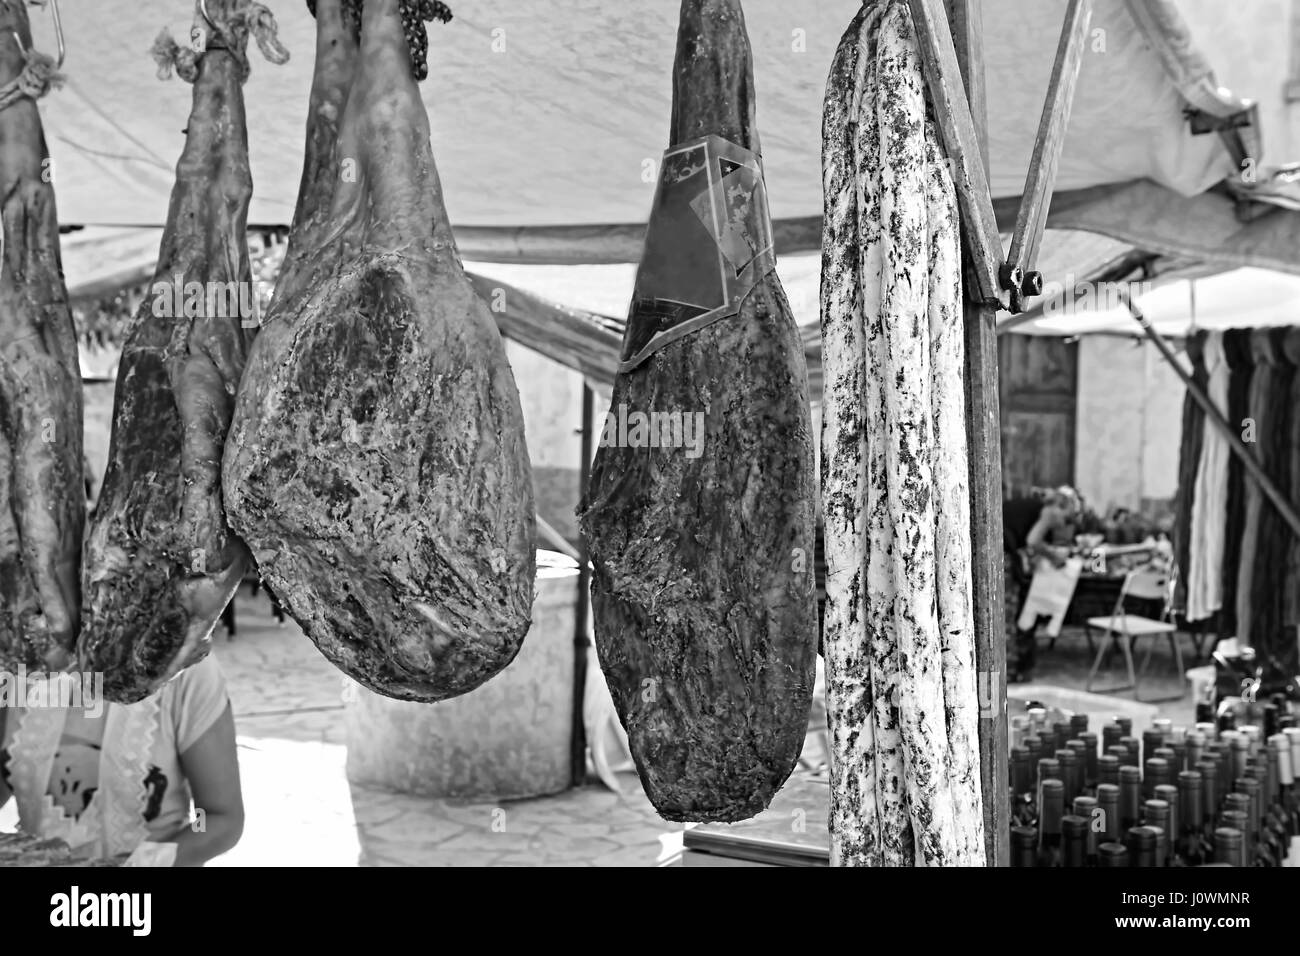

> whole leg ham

[
  {"left": 224, "top": 0, "right": 535, "bottom": 702},
  {"left": 0, "top": 2, "right": 82, "bottom": 673},
  {"left": 78, "top": 2, "right": 286, "bottom": 702},
  {"left": 578, "top": 0, "right": 817, "bottom": 823}
]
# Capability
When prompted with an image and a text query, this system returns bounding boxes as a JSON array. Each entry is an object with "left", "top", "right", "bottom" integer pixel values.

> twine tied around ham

[
  {"left": 151, "top": 0, "right": 289, "bottom": 85},
  {"left": 0, "top": 45, "right": 62, "bottom": 112}
]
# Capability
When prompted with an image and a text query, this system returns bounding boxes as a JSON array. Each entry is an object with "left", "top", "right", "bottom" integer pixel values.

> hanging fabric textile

[
  {"left": 1236, "top": 329, "right": 1281, "bottom": 645},
  {"left": 821, "top": 0, "right": 984, "bottom": 867},
  {"left": 1247, "top": 330, "right": 1295, "bottom": 668},
  {"left": 1219, "top": 329, "right": 1255, "bottom": 636},
  {"left": 1173, "top": 332, "right": 1207, "bottom": 611},
  {"left": 1186, "top": 332, "right": 1229, "bottom": 622},
  {"left": 1279, "top": 325, "right": 1300, "bottom": 671}
]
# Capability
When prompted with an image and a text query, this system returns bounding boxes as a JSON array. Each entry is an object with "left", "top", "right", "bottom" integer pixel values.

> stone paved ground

[
  {"left": 0, "top": 589, "right": 1203, "bottom": 865},
  {"left": 208, "top": 586, "right": 681, "bottom": 867}
]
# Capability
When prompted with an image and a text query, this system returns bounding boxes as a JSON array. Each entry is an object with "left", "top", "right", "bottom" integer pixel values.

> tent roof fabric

[
  {"left": 37, "top": 0, "right": 1276, "bottom": 228},
  {"left": 1006, "top": 268, "right": 1300, "bottom": 338}
]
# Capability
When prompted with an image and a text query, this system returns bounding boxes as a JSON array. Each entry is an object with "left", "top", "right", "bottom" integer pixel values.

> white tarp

[
  {"left": 1004, "top": 268, "right": 1300, "bottom": 338},
  {"left": 32, "top": 0, "right": 1279, "bottom": 228}
]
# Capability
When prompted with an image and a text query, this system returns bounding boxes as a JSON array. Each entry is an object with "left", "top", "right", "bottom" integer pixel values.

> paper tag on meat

[{"left": 619, "top": 135, "right": 776, "bottom": 372}]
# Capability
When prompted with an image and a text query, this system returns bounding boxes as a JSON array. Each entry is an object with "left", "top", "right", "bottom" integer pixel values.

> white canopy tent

[{"left": 35, "top": 0, "right": 1300, "bottom": 288}]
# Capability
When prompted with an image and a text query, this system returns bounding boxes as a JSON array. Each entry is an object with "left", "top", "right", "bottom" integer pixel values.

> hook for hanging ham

[
  {"left": 10, "top": 0, "right": 66, "bottom": 70},
  {"left": 199, "top": 0, "right": 217, "bottom": 32}
]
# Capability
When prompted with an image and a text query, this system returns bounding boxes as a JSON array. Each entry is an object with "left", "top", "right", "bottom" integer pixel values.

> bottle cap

[
  {"left": 1062, "top": 814, "right": 1089, "bottom": 837},
  {"left": 1195, "top": 722, "right": 1217, "bottom": 737},
  {"left": 1153, "top": 718, "right": 1172, "bottom": 735},
  {"left": 1120, "top": 765, "right": 1141, "bottom": 785},
  {"left": 1143, "top": 799, "right": 1170, "bottom": 827},
  {"left": 1098, "top": 754, "right": 1120, "bottom": 784},
  {"left": 1154, "top": 747, "right": 1176, "bottom": 763},
  {"left": 1097, "top": 842, "right": 1128, "bottom": 866},
  {"left": 1115, "top": 717, "right": 1133, "bottom": 736},
  {"left": 1038, "top": 757, "right": 1061, "bottom": 783},
  {"left": 1073, "top": 795, "right": 1098, "bottom": 817},
  {"left": 1223, "top": 793, "right": 1250, "bottom": 814},
  {"left": 1145, "top": 757, "right": 1170, "bottom": 786},
  {"left": 1268, "top": 734, "right": 1293, "bottom": 786},
  {"left": 1177, "top": 770, "right": 1203, "bottom": 822},
  {"left": 1070, "top": 714, "right": 1089, "bottom": 735}
]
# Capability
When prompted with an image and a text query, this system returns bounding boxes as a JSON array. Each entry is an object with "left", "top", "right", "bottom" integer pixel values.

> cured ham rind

[
  {"left": 579, "top": 0, "right": 817, "bottom": 824},
  {"left": 821, "top": 0, "right": 984, "bottom": 866},
  {"left": 224, "top": 0, "right": 535, "bottom": 702},
  {"left": 0, "top": 2, "right": 83, "bottom": 673},
  {"left": 79, "top": 2, "right": 267, "bottom": 703}
]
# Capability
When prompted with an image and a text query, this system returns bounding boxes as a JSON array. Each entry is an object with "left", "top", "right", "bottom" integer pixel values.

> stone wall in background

[{"left": 1074, "top": 336, "right": 1183, "bottom": 518}]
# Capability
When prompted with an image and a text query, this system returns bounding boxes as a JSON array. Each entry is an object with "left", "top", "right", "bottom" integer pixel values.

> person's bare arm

[{"left": 165, "top": 702, "right": 243, "bottom": 867}]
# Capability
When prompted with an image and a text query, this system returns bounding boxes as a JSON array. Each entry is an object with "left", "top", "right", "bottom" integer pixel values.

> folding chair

[{"left": 1084, "top": 566, "right": 1185, "bottom": 702}]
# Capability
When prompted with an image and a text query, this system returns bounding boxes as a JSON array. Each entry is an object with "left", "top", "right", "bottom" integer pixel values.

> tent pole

[
  {"left": 1121, "top": 292, "right": 1300, "bottom": 541},
  {"left": 942, "top": 0, "right": 1009, "bottom": 867},
  {"left": 570, "top": 385, "right": 595, "bottom": 788}
]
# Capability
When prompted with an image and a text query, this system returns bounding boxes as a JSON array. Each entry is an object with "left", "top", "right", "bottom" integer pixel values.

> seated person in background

[
  {"left": 0, "top": 654, "right": 243, "bottom": 866},
  {"left": 1002, "top": 487, "right": 1079, "bottom": 682}
]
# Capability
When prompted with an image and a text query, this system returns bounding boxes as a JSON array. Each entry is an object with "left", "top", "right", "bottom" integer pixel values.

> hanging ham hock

[
  {"left": 223, "top": 0, "right": 535, "bottom": 702},
  {"left": 578, "top": 0, "right": 818, "bottom": 823},
  {"left": 0, "top": 2, "right": 82, "bottom": 673},
  {"left": 78, "top": 2, "right": 288, "bottom": 702}
]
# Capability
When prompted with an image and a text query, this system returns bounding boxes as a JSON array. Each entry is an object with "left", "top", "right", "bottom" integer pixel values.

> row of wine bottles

[{"left": 1008, "top": 698, "right": 1300, "bottom": 866}]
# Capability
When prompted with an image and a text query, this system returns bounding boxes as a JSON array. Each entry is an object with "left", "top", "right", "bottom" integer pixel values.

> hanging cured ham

[
  {"left": 224, "top": 0, "right": 535, "bottom": 702},
  {"left": 821, "top": 0, "right": 984, "bottom": 866},
  {"left": 77, "top": 2, "right": 288, "bottom": 703},
  {"left": 0, "top": 2, "right": 81, "bottom": 673},
  {"left": 579, "top": 0, "right": 817, "bottom": 823}
]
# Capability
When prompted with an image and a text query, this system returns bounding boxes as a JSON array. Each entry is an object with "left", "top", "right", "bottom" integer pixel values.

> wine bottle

[
  {"left": 1177, "top": 770, "right": 1205, "bottom": 865},
  {"left": 1080, "top": 732, "right": 1099, "bottom": 789},
  {"left": 1143, "top": 800, "right": 1170, "bottom": 867},
  {"left": 1154, "top": 784, "right": 1180, "bottom": 867},
  {"left": 1074, "top": 795, "right": 1099, "bottom": 866},
  {"left": 1120, "top": 736, "right": 1141, "bottom": 767},
  {"left": 1115, "top": 716, "right": 1133, "bottom": 738},
  {"left": 1214, "top": 826, "right": 1244, "bottom": 866},
  {"left": 1222, "top": 807, "right": 1253, "bottom": 865},
  {"left": 1097, "top": 783, "right": 1121, "bottom": 845},
  {"left": 1061, "top": 815, "right": 1088, "bottom": 867},
  {"left": 1143, "top": 730, "right": 1163, "bottom": 765},
  {"left": 1119, "top": 766, "right": 1141, "bottom": 832},
  {"left": 1098, "top": 754, "right": 1120, "bottom": 788},
  {"left": 1039, "top": 778, "right": 1065, "bottom": 867},
  {"left": 1103, "top": 722, "right": 1122, "bottom": 752},
  {"left": 1011, "top": 825, "right": 1037, "bottom": 867},
  {"left": 1126, "top": 826, "right": 1158, "bottom": 867},
  {"left": 1053, "top": 721, "right": 1072, "bottom": 753},
  {"left": 1143, "top": 758, "right": 1169, "bottom": 801},
  {"left": 1057, "top": 748, "right": 1081, "bottom": 805}
]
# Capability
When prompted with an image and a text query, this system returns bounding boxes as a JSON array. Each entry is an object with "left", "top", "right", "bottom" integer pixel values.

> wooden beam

[
  {"left": 465, "top": 271, "right": 623, "bottom": 389},
  {"left": 1123, "top": 292, "right": 1300, "bottom": 541},
  {"left": 454, "top": 218, "right": 824, "bottom": 265},
  {"left": 941, "top": 0, "right": 1008, "bottom": 868},
  {"left": 908, "top": 0, "right": 1005, "bottom": 307},
  {"left": 1004, "top": 0, "right": 1094, "bottom": 307}
]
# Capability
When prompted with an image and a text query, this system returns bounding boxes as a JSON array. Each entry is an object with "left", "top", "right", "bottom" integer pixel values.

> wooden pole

[
  {"left": 944, "top": 0, "right": 1009, "bottom": 868},
  {"left": 570, "top": 385, "right": 595, "bottom": 788},
  {"left": 1122, "top": 293, "right": 1300, "bottom": 541}
]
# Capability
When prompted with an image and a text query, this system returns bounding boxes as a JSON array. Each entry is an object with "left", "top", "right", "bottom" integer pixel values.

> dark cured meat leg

[
  {"left": 223, "top": 0, "right": 535, "bottom": 702},
  {"left": 579, "top": 0, "right": 817, "bottom": 823},
  {"left": 0, "top": 2, "right": 83, "bottom": 672},
  {"left": 276, "top": 0, "right": 358, "bottom": 305},
  {"left": 79, "top": 2, "right": 260, "bottom": 702}
]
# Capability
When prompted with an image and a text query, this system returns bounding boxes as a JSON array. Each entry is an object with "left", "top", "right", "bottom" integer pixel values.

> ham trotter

[
  {"left": 79, "top": 2, "right": 289, "bottom": 703},
  {"left": 579, "top": 0, "right": 817, "bottom": 823},
  {"left": 224, "top": 0, "right": 535, "bottom": 702},
  {"left": 0, "top": 2, "right": 82, "bottom": 673}
]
